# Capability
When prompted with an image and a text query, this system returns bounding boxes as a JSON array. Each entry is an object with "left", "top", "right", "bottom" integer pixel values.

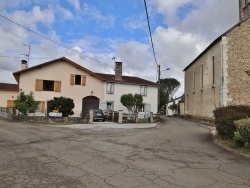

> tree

[
  {"left": 160, "top": 78, "right": 180, "bottom": 110},
  {"left": 120, "top": 93, "right": 143, "bottom": 113},
  {"left": 14, "top": 91, "right": 38, "bottom": 115},
  {"left": 48, "top": 97, "right": 75, "bottom": 117}
]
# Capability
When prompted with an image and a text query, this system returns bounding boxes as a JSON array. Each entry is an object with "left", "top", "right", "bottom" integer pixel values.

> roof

[
  {"left": 94, "top": 73, "right": 158, "bottom": 86},
  {"left": 0, "top": 83, "right": 19, "bottom": 91},
  {"left": 183, "top": 17, "right": 250, "bottom": 71},
  {"left": 13, "top": 57, "right": 105, "bottom": 82},
  {"left": 12, "top": 56, "right": 157, "bottom": 86}
]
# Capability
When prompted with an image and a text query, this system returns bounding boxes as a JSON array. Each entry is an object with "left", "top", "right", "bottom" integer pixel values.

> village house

[
  {"left": 183, "top": 0, "right": 250, "bottom": 120},
  {"left": 0, "top": 57, "right": 158, "bottom": 116}
]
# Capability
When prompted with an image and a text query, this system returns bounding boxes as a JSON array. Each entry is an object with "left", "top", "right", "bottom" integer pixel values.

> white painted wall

[
  {"left": 18, "top": 60, "right": 104, "bottom": 115},
  {"left": 0, "top": 91, "right": 18, "bottom": 107},
  {"left": 102, "top": 82, "right": 158, "bottom": 113}
]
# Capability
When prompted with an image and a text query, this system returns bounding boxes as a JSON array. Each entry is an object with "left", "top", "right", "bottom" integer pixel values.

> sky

[{"left": 0, "top": 0, "right": 239, "bottom": 97}]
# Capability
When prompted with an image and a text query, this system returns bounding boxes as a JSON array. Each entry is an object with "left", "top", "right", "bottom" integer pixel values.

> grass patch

[{"left": 219, "top": 139, "right": 250, "bottom": 156}]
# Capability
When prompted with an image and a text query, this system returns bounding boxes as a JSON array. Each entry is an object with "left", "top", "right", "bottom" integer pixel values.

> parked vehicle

[{"left": 93, "top": 109, "right": 106, "bottom": 122}]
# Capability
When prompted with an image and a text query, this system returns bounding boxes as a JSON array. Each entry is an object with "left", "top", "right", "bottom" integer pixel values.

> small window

[
  {"left": 75, "top": 75, "right": 81, "bottom": 85},
  {"left": 212, "top": 56, "right": 215, "bottom": 86},
  {"left": 106, "top": 83, "right": 114, "bottom": 94},
  {"left": 193, "top": 70, "right": 195, "bottom": 93},
  {"left": 201, "top": 64, "right": 204, "bottom": 90},
  {"left": 140, "top": 86, "right": 147, "bottom": 96},
  {"left": 107, "top": 102, "right": 113, "bottom": 111},
  {"left": 43, "top": 80, "right": 54, "bottom": 91}
]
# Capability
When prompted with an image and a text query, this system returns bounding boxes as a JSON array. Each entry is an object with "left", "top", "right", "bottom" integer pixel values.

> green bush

[
  {"left": 234, "top": 118, "right": 250, "bottom": 145},
  {"left": 233, "top": 132, "right": 245, "bottom": 147},
  {"left": 213, "top": 105, "right": 250, "bottom": 139}
]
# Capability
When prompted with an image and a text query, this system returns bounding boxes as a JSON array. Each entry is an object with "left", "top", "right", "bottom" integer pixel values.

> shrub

[
  {"left": 233, "top": 132, "right": 245, "bottom": 147},
  {"left": 234, "top": 118, "right": 250, "bottom": 145},
  {"left": 213, "top": 105, "right": 250, "bottom": 139}
]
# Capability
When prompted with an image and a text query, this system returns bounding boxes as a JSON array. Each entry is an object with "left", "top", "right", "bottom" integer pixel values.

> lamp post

[{"left": 158, "top": 64, "right": 170, "bottom": 112}]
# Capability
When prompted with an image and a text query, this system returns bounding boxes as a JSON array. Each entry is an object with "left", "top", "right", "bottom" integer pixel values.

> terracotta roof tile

[
  {"left": 0, "top": 83, "right": 19, "bottom": 91},
  {"left": 94, "top": 73, "right": 158, "bottom": 86}
]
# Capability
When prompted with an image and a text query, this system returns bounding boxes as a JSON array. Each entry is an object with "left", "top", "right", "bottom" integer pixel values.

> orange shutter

[
  {"left": 40, "top": 101, "right": 45, "bottom": 113},
  {"left": 82, "top": 75, "right": 86, "bottom": 86},
  {"left": 7, "top": 100, "right": 14, "bottom": 108},
  {"left": 70, "top": 74, "right": 75, "bottom": 85},
  {"left": 35, "top": 79, "right": 43, "bottom": 91},
  {"left": 54, "top": 81, "right": 61, "bottom": 92}
]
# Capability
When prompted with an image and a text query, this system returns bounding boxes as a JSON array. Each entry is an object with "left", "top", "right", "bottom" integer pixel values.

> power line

[
  {"left": 0, "top": 14, "right": 112, "bottom": 68},
  {"left": 0, "top": 55, "right": 56, "bottom": 59},
  {"left": 143, "top": 0, "right": 158, "bottom": 66}
]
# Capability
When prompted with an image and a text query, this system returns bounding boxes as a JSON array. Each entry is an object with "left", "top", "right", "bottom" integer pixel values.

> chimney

[
  {"left": 21, "top": 60, "right": 28, "bottom": 70},
  {"left": 115, "top": 62, "right": 123, "bottom": 81}
]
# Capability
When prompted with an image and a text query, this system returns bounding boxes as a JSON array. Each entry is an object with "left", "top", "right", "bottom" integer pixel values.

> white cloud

[
  {"left": 81, "top": 3, "right": 115, "bottom": 28},
  {"left": 122, "top": 14, "right": 147, "bottom": 32},
  {"left": 67, "top": 0, "right": 80, "bottom": 10},
  {"left": 55, "top": 4, "right": 73, "bottom": 20},
  {"left": 7, "top": 6, "right": 55, "bottom": 30}
]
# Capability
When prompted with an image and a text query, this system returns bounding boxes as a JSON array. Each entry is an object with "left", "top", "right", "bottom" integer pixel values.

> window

[
  {"left": 212, "top": 56, "right": 215, "bottom": 87},
  {"left": 75, "top": 75, "right": 81, "bottom": 85},
  {"left": 140, "top": 86, "right": 147, "bottom": 96},
  {"left": 107, "top": 102, "right": 113, "bottom": 111},
  {"left": 43, "top": 80, "right": 54, "bottom": 91},
  {"left": 193, "top": 70, "right": 195, "bottom": 93},
  {"left": 106, "top": 83, "right": 114, "bottom": 94},
  {"left": 138, "top": 105, "right": 144, "bottom": 112},
  {"left": 70, "top": 74, "right": 86, "bottom": 86},
  {"left": 35, "top": 79, "right": 61, "bottom": 92},
  {"left": 201, "top": 64, "right": 204, "bottom": 90}
]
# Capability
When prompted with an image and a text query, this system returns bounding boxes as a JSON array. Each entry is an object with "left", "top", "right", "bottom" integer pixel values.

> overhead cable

[
  {"left": 143, "top": 0, "right": 158, "bottom": 66},
  {"left": 0, "top": 14, "right": 112, "bottom": 67}
]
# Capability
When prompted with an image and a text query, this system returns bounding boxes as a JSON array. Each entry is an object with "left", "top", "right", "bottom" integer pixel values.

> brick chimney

[
  {"left": 115, "top": 62, "right": 122, "bottom": 81},
  {"left": 21, "top": 60, "right": 28, "bottom": 70}
]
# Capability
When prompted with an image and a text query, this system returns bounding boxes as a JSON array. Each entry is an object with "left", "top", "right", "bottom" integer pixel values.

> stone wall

[
  {"left": 6, "top": 114, "right": 88, "bottom": 124},
  {"left": 226, "top": 18, "right": 250, "bottom": 106},
  {"left": 184, "top": 41, "right": 222, "bottom": 118}
]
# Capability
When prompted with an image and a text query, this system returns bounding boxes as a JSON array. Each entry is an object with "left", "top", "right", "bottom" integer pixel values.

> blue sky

[{"left": 0, "top": 0, "right": 239, "bottom": 97}]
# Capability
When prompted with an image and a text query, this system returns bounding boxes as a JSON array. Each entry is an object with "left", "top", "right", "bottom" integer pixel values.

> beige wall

[
  {"left": 19, "top": 60, "right": 104, "bottom": 115},
  {"left": 226, "top": 18, "right": 250, "bottom": 106},
  {"left": 0, "top": 91, "right": 19, "bottom": 107},
  {"left": 184, "top": 41, "right": 222, "bottom": 118}
]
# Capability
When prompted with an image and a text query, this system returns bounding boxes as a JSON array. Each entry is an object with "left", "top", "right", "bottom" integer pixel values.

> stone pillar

[
  {"left": 118, "top": 110, "right": 123, "bottom": 124},
  {"left": 150, "top": 112, "right": 154, "bottom": 123},
  {"left": 89, "top": 110, "right": 93, "bottom": 124}
]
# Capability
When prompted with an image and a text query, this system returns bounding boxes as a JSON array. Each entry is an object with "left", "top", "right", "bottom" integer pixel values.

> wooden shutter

[
  {"left": 54, "top": 81, "right": 61, "bottom": 92},
  {"left": 70, "top": 74, "right": 75, "bottom": 85},
  {"left": 40, "top": 101, "right": 45, "bottom": 113},
  {"left": 35, "top": 79, "right": 43, "bottom": 91},
  {"left": 82, "top": 75, "right": 86, "bottom": 86},
  {"left": 7, "top": 100, "right": 14, "bottom": 108}
]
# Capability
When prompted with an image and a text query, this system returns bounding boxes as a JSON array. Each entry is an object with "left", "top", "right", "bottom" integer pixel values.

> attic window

[
  {"left": 75, "top": 75, "right": 81, "bottom": 85},
  {"left": 43, "top": 80, "right": 54, "bottom": 91}
]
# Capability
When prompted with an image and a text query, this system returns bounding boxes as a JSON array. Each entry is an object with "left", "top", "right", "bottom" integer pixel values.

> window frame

[
  {"left": 140, "top": 85, "right": 147, "bottom": 96},
  {"left": 43, "top": 80, "right": 55, "bottom": 91},
  {"left": 106, "top": 82, "right": 114, "bottom": 94}
]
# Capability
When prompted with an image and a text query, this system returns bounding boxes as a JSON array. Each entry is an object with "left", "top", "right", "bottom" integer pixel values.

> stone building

[{"left": 183, "top": 1, "right": 250, "bottom": 120}]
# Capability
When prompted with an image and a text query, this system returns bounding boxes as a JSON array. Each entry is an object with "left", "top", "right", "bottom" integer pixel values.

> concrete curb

[{"left": 214, "top": 139, "right": 250, "bottom": 159}]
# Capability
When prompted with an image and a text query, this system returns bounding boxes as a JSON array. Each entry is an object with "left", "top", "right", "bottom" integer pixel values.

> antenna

[{"left": 20, "top": 44, "right": 30, "bottom": 68}]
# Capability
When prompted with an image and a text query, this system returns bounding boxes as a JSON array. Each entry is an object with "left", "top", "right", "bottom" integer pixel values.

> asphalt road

[{"left": 0, "top": 116, "right": 249, "bottom": 188}]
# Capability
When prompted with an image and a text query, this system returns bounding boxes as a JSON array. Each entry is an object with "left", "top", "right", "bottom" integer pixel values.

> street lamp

[{"left": 158, "top": 65, "right": 170, "bottom": 112}]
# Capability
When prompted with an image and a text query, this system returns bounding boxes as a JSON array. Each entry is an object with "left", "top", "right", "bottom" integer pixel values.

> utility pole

[{"left": 158, "top": 65, "right": 170, "bottom": 112}]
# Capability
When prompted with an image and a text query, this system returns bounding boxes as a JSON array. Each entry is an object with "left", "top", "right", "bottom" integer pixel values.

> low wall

[{"left": 5, "top": 114, "right": 88, "bottom": 124}]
